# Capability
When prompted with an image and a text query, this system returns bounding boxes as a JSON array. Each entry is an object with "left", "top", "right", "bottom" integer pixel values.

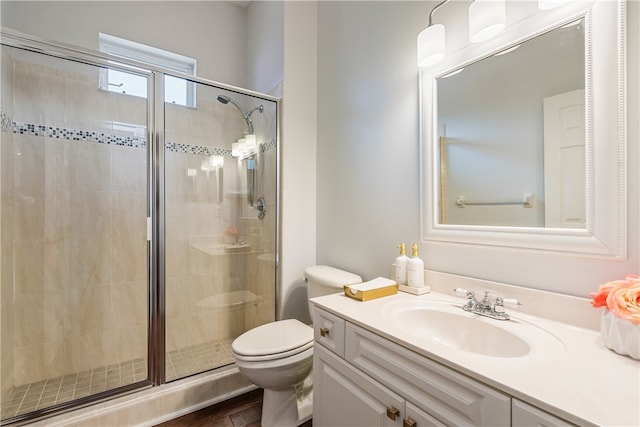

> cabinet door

[
  {"left": 512, "top": 399, "right": 577, "bottom": 427},
  {"left": 345, "top": 323, "right": 511, "bottom": 427},
  {"left": 314, "top": 344, "right": 404, "bottom": 427}
]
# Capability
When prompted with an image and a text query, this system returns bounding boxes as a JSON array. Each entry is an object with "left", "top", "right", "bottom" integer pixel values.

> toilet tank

[{"left": 304, "top": 265, "right": 362, "bottom": 317}]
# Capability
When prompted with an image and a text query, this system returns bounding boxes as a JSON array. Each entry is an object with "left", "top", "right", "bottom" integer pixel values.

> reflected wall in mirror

[
  {"left": 437, "top": 20, "right": 585, "bottom": 228},
  {"left": 421, "top": 0, "right": 627, "bottom": 258}
]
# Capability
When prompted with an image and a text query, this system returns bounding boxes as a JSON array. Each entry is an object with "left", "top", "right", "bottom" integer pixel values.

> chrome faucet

[{"left": 454, "top": 288, "right": 520, "bottom": 321}]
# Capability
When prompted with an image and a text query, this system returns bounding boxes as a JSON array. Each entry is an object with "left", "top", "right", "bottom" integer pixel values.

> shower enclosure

[{"left": 0, "top": 31, "right": 278, "bottom": 424}]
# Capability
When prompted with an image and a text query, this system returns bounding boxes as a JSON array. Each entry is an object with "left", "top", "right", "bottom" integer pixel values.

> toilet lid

[{"left": 232, "top": 319, "right": 313, "bottom": 357}]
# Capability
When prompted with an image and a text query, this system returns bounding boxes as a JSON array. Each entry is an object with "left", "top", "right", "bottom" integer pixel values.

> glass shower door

[
  {"left": 0, "top": 45, "right": 150, "bottom": 421},
  {"left": 164, "top": 78, "right": 278, "bottom": 381}
]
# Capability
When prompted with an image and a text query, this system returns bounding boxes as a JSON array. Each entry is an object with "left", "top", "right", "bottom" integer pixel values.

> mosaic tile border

[
  {"left": 165, "top": 141, "right": 231, "bottom": 157},
  {"left": 0, "top": 112, "right": 12, "bottom": 132},
  {"left": 13, "top": 121, "right": 147, "bottom": 148},
  {"left": 260, "top": 138, "right": 276, "bottom": 152},
  {"left": 2, "top": 113, "right": 275, "bottom": 158}
]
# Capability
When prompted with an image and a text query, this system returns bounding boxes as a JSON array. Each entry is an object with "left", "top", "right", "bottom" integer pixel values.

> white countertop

[{"left": 311, "top": 289, "right": 640, "bottom": 427}]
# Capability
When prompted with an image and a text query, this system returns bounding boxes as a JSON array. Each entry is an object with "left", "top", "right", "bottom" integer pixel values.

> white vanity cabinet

[
  {"left": 311, "top": 285, "right": 638, "bottom": 427},
  {"left": 313, "top": 307, "right": 511, "bottom": 427}
]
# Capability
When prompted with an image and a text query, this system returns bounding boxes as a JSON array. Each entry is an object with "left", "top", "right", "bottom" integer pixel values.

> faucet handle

[
  {"left": 494, "top": 297, "right": 521, "bottom": 308},
  {"left": 453, "top": 288, "right": 472, "bottom": 298},
  {"left": 481, "top": 290, "right": 491, "bottom": 303},
  {"left": 502, "top": 298, "right": 521, "bottom": 309}
]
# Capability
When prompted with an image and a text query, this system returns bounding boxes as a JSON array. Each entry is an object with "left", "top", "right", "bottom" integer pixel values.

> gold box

[{"left": 344, "top": 283, "right": 399, "bottom": 302}]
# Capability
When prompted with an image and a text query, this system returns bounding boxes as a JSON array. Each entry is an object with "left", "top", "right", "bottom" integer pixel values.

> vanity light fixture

[
  {"left": 244, "top": 134, "right": 257, "bottom": 150},
  {"left": 417, "top": 0, "right": 449, "bottom": 68},
  {"left": 232, "top": 139, "right": 244, "bottom": 157},
  {"left": 469, "top": 0, "right": 506, "bottom": 43},
  {"left": 417, "top": 0, "right": 507, "bottom": 68},
  {"left": 232, "top": 135, "right": 260, "bottom": 158}
]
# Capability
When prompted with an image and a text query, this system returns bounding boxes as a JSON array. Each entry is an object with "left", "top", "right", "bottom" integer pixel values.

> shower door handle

[{"left": 256, "top": 196, "right": 266, "bottom": 219}]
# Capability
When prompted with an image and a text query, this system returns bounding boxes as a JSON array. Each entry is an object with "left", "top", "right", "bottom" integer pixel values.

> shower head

[{"left": 217, "top": 94, "right": 263, "bottom": 135}]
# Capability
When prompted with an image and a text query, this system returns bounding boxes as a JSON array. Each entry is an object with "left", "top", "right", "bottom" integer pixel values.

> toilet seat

[{"left": 232, "top": 319, "right": 313, "bottom": 362}]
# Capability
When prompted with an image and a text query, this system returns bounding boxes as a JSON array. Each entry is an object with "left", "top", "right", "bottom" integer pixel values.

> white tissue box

[{"left": 344, "top": 277, "right": 399, "bottom": 302}]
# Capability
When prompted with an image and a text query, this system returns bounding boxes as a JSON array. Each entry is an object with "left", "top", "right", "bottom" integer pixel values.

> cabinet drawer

[
  {"left": 406, "top": 401, "right": 446, "bottom": 427},
  {"left": 313, "top": 306, "right": 346, "bottom": 357},
  {"left": 512, "top": 399, "right": 576, "bottom": 427},
  {"left": 345, "top": 323, "right": 510, "bottom": 427}
]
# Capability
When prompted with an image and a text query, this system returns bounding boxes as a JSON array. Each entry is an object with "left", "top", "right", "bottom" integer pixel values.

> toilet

[{"left": 231, "top": 265, "right": 362, "bottom": 427}]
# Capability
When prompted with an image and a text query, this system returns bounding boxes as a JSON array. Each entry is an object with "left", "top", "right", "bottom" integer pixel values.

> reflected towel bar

[{"left": 456, "top": 193, "right": 532, "bottom": 208}]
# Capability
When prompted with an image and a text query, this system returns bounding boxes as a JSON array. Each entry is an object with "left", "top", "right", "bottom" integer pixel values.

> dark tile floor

[{"left": 155, "top": 388, "right": 313, "bottom": 427}]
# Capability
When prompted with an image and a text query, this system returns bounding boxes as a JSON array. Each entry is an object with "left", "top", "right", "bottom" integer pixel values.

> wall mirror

[{"left": 420, "top": 0, "right": 626, "bottom": 257}]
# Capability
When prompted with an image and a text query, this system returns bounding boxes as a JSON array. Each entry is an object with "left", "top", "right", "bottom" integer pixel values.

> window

[{"left": 99, "top": 33, "right": 197, "bottom": 107}]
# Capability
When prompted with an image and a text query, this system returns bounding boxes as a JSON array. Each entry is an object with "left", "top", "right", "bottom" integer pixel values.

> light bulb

[
  {"left": 417, "top": 24, "right": 446, "bottom": 68},
  {"left": 245, "top": 134, "right": 257, "bottom": 149},
  {"left": 232, "top": 142, "right": 241, "bottom": 157},
  {"left": 469, "top": 0, "right": 506, "bottom": 43}
]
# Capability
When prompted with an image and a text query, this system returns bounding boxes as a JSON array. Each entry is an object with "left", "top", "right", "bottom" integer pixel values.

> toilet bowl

[{"left": 231, "top": 265, "right": 362, "bottom": 427}]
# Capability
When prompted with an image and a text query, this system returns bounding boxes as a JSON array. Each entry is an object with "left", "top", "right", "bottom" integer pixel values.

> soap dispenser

[
  {"left": 407, "top": 244, "right": 424, "bottom": 288},
  {"left": 395, "top": 243, "right": 410, "bottom": 285}
]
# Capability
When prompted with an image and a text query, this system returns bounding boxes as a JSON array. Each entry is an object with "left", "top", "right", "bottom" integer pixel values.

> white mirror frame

[{"left": 420, "top": 0, "right": 626, "bottom": 258}]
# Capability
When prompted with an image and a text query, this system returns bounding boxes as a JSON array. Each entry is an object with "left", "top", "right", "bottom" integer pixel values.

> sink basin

[{"left": 383, "top": 299, "right": 565, "bottom": 358}]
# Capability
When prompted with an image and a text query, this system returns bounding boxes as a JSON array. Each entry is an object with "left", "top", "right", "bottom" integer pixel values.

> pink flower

[
  {"left": 591, "top": 275, "right": 640, "bottom": 324},
  {"left": 590, "top": 282, "right": 618, "bottom": 308}
]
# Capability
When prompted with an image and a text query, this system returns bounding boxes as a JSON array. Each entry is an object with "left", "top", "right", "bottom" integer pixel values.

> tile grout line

[{"left": 2, "top": 340, "right": 236, "bottom": 419}]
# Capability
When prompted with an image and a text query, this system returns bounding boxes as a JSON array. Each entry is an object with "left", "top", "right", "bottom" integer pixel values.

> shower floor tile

[
  {"left": 1, "top": 340, "right": 235, "bottom": 420},
  {"left": 0, "top": 358, "right": 147, "bottom": 420},
  {"left": 166, "top": 339, "right": 234, "bottom": 382}
]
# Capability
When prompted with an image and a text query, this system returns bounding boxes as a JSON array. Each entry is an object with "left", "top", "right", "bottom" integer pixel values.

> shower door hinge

[{"left": 147, "top": 217, "right": 152, "bottom": 242}]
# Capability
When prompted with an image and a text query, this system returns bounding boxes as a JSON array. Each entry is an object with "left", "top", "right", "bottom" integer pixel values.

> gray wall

[
  {"left": 316, "top": 1, "right": 639, "bottom": 297},
  {"left": 1, "top": 1, "right": 248, "bottom": 87},
  {"left": 316, "top": 1, "right": 421, "bottom": 280}
]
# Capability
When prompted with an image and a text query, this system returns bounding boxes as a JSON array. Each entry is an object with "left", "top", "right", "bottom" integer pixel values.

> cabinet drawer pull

[
  {"left": 386, "top": 406, "right": 400, "bottom": 421},
  {"left": 319, "top": 327, "right": 330, "bottom": 337},
  {"left": 403, "top": 417, "right": 417, "bottom": 427}
]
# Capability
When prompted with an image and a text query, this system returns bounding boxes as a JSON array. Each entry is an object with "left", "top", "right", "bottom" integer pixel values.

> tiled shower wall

[
  {"left": 1, "top": 45, "right": 15, "bottom": 397},
  {"left": 1, "top": 48, "right": 277, "bottom": 396},
  {"left": 1, "top": 54, "right": 149, "bottom": 390},
  {"left": 164, "top": 93, "right": 277, "bottom": 356}
]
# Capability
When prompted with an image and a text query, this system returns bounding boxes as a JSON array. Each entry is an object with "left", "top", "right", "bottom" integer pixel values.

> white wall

[
  {"left": 1, "top": 1, "right": 248, "bottom": 87},
  {"left": 316, "top": 1, "right": 423, "bottom": 280},
  {"left": 316, "top": 0, "right": 640, "bottom": 298},
  {"left": 279, "top": 1, "right": 318, "bottom": 323},
  {"left": 247, "top": 1, "right": 284, "bottom": 95}
]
